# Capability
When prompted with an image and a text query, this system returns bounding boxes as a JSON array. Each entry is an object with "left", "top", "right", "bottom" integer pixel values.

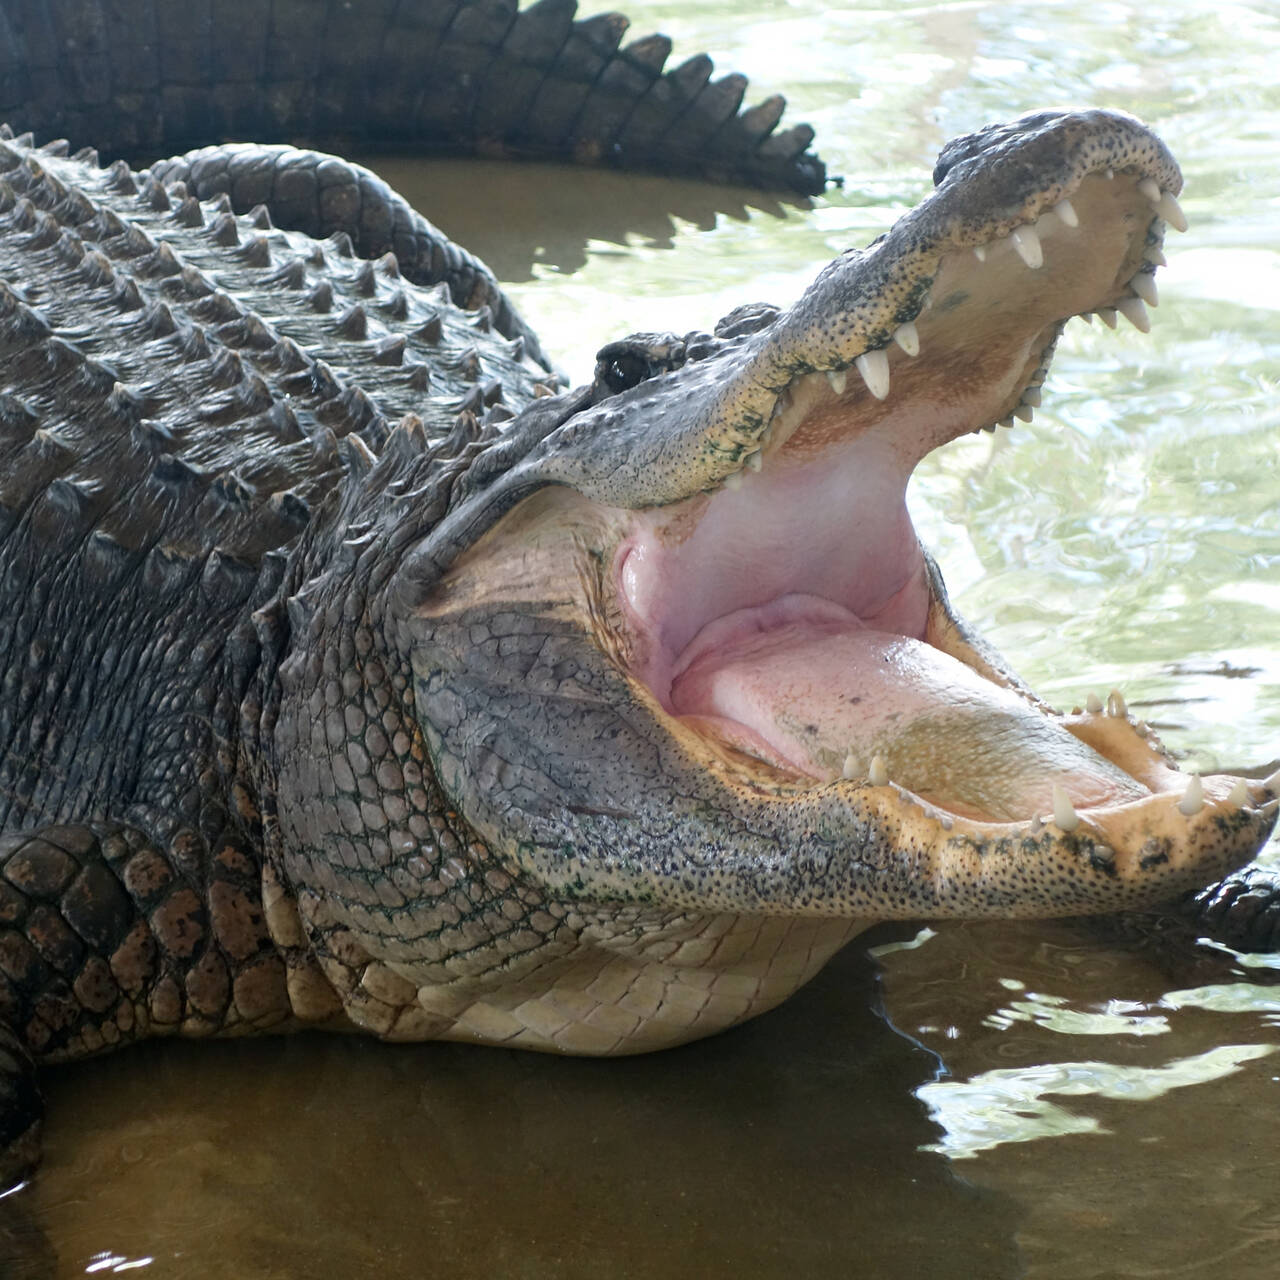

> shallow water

[{"left": 4, "top": 0, "right": 1280, "bottom": 1276}]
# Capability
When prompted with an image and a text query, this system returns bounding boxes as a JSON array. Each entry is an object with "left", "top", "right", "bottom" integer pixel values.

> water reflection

[
  {"left": 3, "top": 943, "right": 1025, "bottom": 1280},
  {"left": 878, "top": 917, "right": 1280, "bottom": 1276},
  {"left": 360, "top": 157, "right": 800, "bottom": 284}
]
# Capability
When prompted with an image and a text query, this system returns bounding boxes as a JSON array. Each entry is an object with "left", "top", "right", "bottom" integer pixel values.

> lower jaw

[{"left": 664, "top": 597, "right": 1149, "bottom": 822}]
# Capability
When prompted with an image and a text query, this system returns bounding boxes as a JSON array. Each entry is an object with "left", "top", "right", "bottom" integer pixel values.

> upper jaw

[
  {"left": 608, "top": 111, "right": 1185, "bottom": 787},
  {"left": 400, "top": 109, "right": 1182, "bottom": 603}
]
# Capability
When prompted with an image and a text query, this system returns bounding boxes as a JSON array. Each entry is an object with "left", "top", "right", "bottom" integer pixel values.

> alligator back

[{"left": 0, "top": 134, "right": 546, "bottom": 832}]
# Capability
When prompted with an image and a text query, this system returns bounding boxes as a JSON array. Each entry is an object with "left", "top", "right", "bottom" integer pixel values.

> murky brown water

[{"left": 3, "top": 1, "right": 1279, "bottom": 1276}]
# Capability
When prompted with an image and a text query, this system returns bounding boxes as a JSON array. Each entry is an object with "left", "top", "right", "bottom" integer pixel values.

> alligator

[{"left": 1, "top": 1, "right": 1279, "bottom": 1193}]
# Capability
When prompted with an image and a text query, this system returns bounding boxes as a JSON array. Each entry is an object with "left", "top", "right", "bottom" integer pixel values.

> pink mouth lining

[{"left": 611, "top": 416, "right": 1146, "bottom": 818}]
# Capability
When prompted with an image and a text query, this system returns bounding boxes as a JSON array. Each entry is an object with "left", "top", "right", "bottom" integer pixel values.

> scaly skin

[
  {"left": 0, "top": 0, "right": 826, "bottom": 193},
  {"left": 0, "top": 34, "right": 1275, "bottom": 1189}
]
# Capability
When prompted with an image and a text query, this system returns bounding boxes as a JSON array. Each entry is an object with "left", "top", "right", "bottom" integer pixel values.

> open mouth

[{"left": 613, "top": 164, "right": 1215, "bottom": 831}]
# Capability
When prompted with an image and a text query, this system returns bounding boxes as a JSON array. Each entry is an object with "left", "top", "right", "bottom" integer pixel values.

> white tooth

[
  {"left": 1086, "top": 692, "right": 1103, "bottom": 713},
  {"left": 855, "top": 349, "right": 890, "bottom": 400},
  {"left": 827, "top": 369, "right": 847, "bottom": 395},
  {"left": 1260, "top": 765, "right": 1280, "bottom": 796},
  {"left": 1228, "top": 778, "right": 1249, "bottom": 807},
  {"left": 1116, "top": 296, "right": 1151, "bottom": 332},
  {"left": 869, "top": 755, "right": 889, "bottom": 787},
  {"left": 1097, "top": 307, "right": 1118, "bottom": 329},
  {"left": 1138, "top": 177, "right": 1162, "bottom": 204},
  {"left": 723, "top": 469, "right": 743, "bottom": 491},
  {"left": 842, "top": 751, "right": 858, "bottom": 781},
  {"left": 1053, "top": 785, "right": 1080, "bottom": 832},
  {"left": 1129, "top": 273, "right": 1159, "bottom": 307},
  {"left": 973, "top": 244, "right": 987, "bottom": 262},
  {"left": 1053, "top": 197, "right": 1079, "bottom": 227},
  {"left": 939, "top": 814, "right": 953, "bottom": 831},
  {"left": 997, "top": 417, "right": 1014, "bottom": 430},
  {"left": 1013, "top": 403, "right": 1034, "bottom": 423},
  {"left": 745, "top": 449, "right": 763, "bottom": 471},
  {"left": 892, "top": 321, "right": 920, "bottom": 357},
  {"left": 1078, "top": 312, "right": 1094, "bottom": 325},
  {"left": 1107, "top": 688, "right": 1127, "bottom": 718},
  {"left": 1178, "top": 772, "right": 1204, "bottom": 817},
  {"left": 1104, "top": 168, "right": 1115, "bottom": 180},
  {"left": 1021, "top": 387, "right": 1042, "bottom": 406},
  {"left": 1030, "top": 814, "right": 1044, "bottom": 834},
  {"left": 1010, "top": 225, "right": 1043, "bottom": 268},
  {"left": 1145, "top": 246, "right": 1168, "bottom": 267},
  {"left": 1156, "top": 191, "right": 1188, "bottom": 233}
]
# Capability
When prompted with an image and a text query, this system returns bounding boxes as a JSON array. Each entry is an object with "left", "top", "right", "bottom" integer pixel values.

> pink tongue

[{"left": 668, "top": 609, "right": 1146, "bottom": 820}]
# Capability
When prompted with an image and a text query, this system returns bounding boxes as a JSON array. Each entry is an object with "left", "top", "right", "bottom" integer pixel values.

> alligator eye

[{"left": 601, "top": 352, "right": 652, "bottom": 394}]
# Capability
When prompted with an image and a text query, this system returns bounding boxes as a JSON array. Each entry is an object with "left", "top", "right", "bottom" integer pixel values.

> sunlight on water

[{"left": 918, "top": 1042, "right": 1277, "bottom": 1159}]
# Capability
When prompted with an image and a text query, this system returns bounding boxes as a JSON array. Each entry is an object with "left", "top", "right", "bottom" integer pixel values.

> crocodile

[{"left": 1, "top": 5, "right": 1278, "bottom": 1193}]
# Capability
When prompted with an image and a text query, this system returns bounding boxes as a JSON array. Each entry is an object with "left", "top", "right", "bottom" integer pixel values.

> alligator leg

[
  {"left": 1189, "top": 866, "right": 1280, "bottom": 952},
  {"left": 0, "top": 822, "right": 291, "bottom": 1188},
  {"left": 0, "top": 0, "right": 826, "bottom": 194},
  {"left": 146, "top": 144, "right": 557, "bottom": 375}
]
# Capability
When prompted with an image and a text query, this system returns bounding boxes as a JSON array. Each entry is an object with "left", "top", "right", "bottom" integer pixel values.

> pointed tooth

[
  {"left": 1116, "top": 296, "right": 1151, "bottom": 332},
  {"left": 973, "top": 244, "right": 987, "bottom": 262},
  {"left": 1106, "top": 689, "right": 1127, "bottom": 718},
  {"left": 1097, "top": 307, "right": 1118, "bottom": 329},
  {"left": 892, "top": 321, "right": 920, "bottom": 357},
  {"left": 854, "top": 349, "right": 890, "bottom": 400},
  {"left": 1104, "top": 168, "right": 1115, "bottom": 180},
  {"left": 1052, "top": 785, "right": 1079, "bottom": 832},
  {"left": 1010, "top": 225, "right": 1043, "bottom": 268},
  {"left": 1177, "top": 772, "right": 1204, "bottom": 817},
  {"left": 1085, "top": 692, "right": 1104, "bottom": 713},
  {"left": 842, "top": 751, "right": 858, "bottom": 781},
  {"left": 1156, "top": 191, "right": 1188, "bottom": 232},
  {"left": 869, "top": 755, "right": 889, "bottom": 787},
  {"left": 1259, "top": 765, "right": 1280, "bottom": 797},
  {"left": 1053, "top": 197, "right": 1079, "bottom": 227},
  {"left": 1129, "top": 273, "right": 1159, "bottom": 307},
  {"left": 1137, "top": 177, "right": 1162, "bottom": 204},
  {"left": 1145, "top": 246, "right": 1168, "bottom": 267},
  {"left": 1078, "top": 311, "right": 1094, "bottom": 325},
  {"left": 745, "top": 450, "right": 762, "bottom": 472},
  {"left": 997, "top": 417, "right": 1014, "bottom": 430},
  {"left": 723, "top": 469, "right": 743, "bottom": 491},
  {"left": 1021, "top": 387, "right": 1042, "bottom": 406},
  {"left": 1013, "top": 403, "right": 1034, "bottom": 423},
  {"left": 1030, "top": 814, "right": 1044, "bottom": 834},
  {"left": 826, "top": 369, "right": 847, "bottom": 395},
  {"left": 1228, "top": 778, "right": 1249, "bottom": 807}
]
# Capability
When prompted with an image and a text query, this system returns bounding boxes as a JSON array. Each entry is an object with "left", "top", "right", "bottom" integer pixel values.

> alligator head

[{"left": 277, "top": 110, "right": 1277, "bottom": 1053}]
